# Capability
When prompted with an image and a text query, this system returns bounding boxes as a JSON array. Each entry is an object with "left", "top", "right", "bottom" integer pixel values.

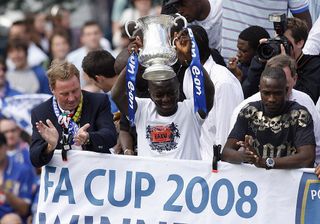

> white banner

[{"left": 35, "top": 151, "right": 320, "bottom": 224}]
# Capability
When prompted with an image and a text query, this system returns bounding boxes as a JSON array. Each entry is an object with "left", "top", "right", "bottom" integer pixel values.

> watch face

[{"left": 266, "top": 158, "right": 275, "bottom": 168}]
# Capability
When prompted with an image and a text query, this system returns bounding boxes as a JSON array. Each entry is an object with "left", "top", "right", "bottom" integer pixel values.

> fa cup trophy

[{"left": 125, "top": 14, "right": 187, "bottom": 81}]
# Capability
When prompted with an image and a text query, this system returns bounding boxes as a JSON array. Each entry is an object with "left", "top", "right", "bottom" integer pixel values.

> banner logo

[{"left": 295, "top": 172, "right": 320, "bottom": 224}]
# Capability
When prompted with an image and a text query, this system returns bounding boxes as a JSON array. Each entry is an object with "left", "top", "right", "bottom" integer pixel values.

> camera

[{"left": 257, "top": 13, "right": 292, "bottom": 60}]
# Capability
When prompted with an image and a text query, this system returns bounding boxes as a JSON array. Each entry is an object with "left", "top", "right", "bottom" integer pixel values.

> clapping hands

[
  {"left": 237, "top": 135, "right": 262, "bottom": 166},
  {"left": 36, "top": 119, "right": 59, "bottom": 149}
]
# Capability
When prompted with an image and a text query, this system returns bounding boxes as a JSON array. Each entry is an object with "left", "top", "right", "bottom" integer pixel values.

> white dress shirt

[{"left": 183, "top": 56, "right": 244, "bottom": 161}]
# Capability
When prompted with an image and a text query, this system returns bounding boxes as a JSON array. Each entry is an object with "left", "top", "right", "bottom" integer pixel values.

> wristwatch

[{"left": 266, "top": 157, "right": 275, "bottom": 170}]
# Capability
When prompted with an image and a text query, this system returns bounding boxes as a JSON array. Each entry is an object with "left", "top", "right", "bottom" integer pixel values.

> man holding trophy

[{"left": 112, "top": 14, "right": 214, "bottom": 160}]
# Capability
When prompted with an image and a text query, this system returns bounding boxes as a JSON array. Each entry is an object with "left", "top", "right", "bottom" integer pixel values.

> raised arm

[
  {"left": 111, "top": 37, "right": 142, "bottom": 116},
  {"left": 111, "top": 66, "right": 129, "bottom": 116},
  {"left": 30, "top": 109, "right": 59, "bottom": 168},
  {"left": 242, "top": 56, "right": 266, "bottom": 99},
  {"left": 292, "top": 10, "right": 312, "bottom": 31},
  {"left": 174, "top": 29, "right": 214, "bottom": 118}
]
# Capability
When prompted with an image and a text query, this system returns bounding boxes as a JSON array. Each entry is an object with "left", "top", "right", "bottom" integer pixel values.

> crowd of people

[{"left": 0, "top": 0, "right": 319, "bottom": 222}]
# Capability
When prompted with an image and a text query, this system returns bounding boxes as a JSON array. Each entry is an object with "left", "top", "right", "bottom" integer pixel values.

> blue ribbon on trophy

[
  {"left": 187, "top": 27, "right": 207, "bottom": 115},
  {"left": 126, "top": 52, "right": 139, "bottom": 126}
]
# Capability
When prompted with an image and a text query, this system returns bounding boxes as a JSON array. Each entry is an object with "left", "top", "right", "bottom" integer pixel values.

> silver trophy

[{"left": 125, "top": 14, "right": 187, "bottom": 81}]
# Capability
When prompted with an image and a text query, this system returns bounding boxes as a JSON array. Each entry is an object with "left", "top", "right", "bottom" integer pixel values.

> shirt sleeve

[
  {"left": 303, "top": 17, "right": 320, "bottom": 55},
  {"left": 86, "top": 93, "right": 117, "bottom": 152},
  {"left": 135, "top": 98, "right": 150, "bottom": 124},
  {"left": 228, "top": 104, "right": 250, "bottom": 141},
  {"left": 294, "top": 108, "right": 316, "bottom": 148},
  {"left": 183, "top": 99, "right": 204, "bottom": 125},
  {"left": 288, "top": 0, "right": 309, "bottom": 14},
  {"left": 30, "top": 108, "right": 55, "bottom": 168},
  {"left": 213, "top": 81, "right": 242, "bottom": 146},
  {"left": 229, "top": 106, "right": 241, "bottom": 134}
]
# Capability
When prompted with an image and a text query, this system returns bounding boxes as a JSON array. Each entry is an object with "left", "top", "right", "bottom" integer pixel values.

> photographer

[
  {"left": 227, "top": 26, "right": 270, "bottom": 83},
  {"left": 242, "top": 14, "right": 289, "bottom": 98},
  {"left": 288, "top": 17, "right": 320, "bottom": 104},
  {"left": 242, "top": 16, "right": 320, "bottom": 103}
]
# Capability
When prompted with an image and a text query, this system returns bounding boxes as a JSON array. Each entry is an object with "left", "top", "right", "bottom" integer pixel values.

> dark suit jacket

[
  {"left": 295, "top": 54, "right": 320, "bottom": 104},
  {"left": 30, "top": 90, "right": 117, "bottom": 167}
]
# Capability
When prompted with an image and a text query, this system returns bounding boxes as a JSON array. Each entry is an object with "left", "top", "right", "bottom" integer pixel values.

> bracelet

[{"left": 124, "top": 149, "right": 134, "bottom": 155}]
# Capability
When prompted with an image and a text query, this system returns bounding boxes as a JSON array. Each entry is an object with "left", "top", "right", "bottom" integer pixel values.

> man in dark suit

[{"left": 30, "top": 60, "right": 117, "bottom": 167}]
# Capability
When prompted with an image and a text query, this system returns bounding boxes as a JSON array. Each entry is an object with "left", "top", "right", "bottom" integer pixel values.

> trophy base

[{"left": 142, "top": 64, "right": 176, "bottom": 81}]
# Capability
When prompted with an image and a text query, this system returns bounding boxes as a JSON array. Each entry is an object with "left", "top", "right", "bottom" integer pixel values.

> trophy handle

[
  {"left": 170, "top": 14, "right": 187, "bottom": 48},
  {"left": 173, "top": 13, "right": 187, "bottom": 28},
  {"left": 125, "top": 20, "right": 139, "bottom": 38}
]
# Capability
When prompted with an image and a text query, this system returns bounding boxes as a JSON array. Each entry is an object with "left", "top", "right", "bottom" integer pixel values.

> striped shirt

[
  {"left": 191, "top": 0, "right": 222, "bottom": 51},
  {"left": 221, "top": 0, "right": 309, "bottom": 62}
]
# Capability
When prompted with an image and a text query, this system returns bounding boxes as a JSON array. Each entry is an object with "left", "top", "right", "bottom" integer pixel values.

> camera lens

[{"left": 257, "top": 43, "right": 276, "bottom": 60}]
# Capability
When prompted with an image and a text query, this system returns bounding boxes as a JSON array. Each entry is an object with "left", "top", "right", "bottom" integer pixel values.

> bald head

[{"left": 0, "top": 213, "right": 22, "bottom": 224}]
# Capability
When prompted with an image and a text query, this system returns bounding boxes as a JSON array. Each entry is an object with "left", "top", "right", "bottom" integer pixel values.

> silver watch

[{"left": 266, "top": 157, "right": 275, "bottom": 169}]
